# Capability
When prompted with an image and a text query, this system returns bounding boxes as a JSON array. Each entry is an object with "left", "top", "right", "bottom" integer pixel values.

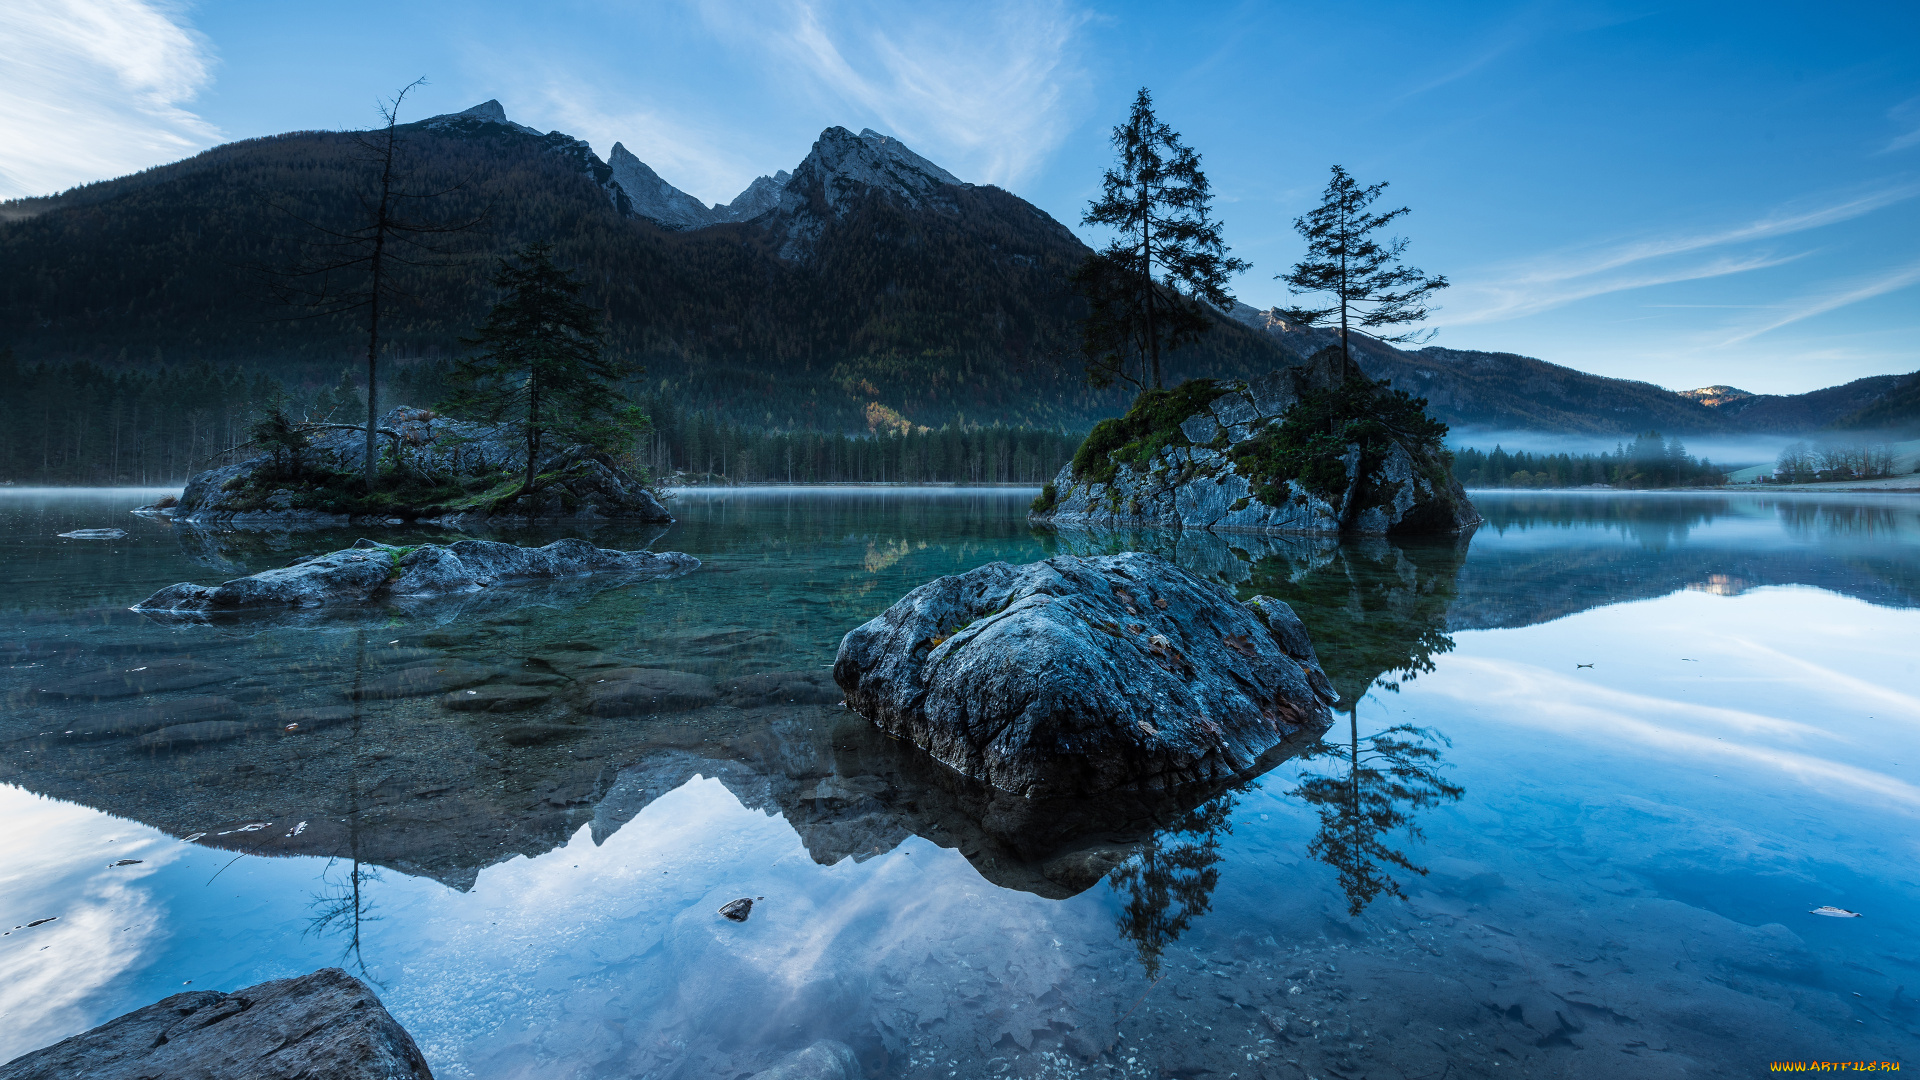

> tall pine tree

[
  {"left": 1074, "top": 88, "right": 1247, "bottom": 391},
  {"left": 444, "top": 244, "right": 644, "bottom": 493},
  {"left": 1278, "top": 166, "right": 1448, "bottom": 368}
]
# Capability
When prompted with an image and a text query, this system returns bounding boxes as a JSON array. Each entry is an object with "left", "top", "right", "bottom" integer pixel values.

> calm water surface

[{"left": 1, "top": 487, "right": 1917, "bottom": 1079}]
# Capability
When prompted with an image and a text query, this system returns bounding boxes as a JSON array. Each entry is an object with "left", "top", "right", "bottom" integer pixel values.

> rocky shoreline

[{"left": 0, "top": 969, "right": 433, "bottom": 1080}]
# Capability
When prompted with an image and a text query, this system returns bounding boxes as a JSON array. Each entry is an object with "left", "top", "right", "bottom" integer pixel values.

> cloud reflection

[
  {"left": 1421, "top": 658, "right": 1920, "bottom": 813},
  {"left": 0, "top": 789, "right": 179, "bottom": 1062}
]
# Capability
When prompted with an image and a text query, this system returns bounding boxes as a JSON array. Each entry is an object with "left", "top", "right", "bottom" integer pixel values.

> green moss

[
  {"left": 1030, "top": 481, "right": 1058, "bottom": 515},
  {"left": 1230, "top": 361, "right": 1448, "bottom": 514},
  {"left": 1069, "top": 380, "right": 1234, "bottom": 485}
]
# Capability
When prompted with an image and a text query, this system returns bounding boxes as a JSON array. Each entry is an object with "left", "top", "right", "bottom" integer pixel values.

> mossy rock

[{"left": 1069, "top": 380, "right": 1234, "bottom": 486}]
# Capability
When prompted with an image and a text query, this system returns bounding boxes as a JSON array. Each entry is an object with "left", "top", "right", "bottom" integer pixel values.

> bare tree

[{"left": 265, "top": 79, "right": 484, "bottom": 491}]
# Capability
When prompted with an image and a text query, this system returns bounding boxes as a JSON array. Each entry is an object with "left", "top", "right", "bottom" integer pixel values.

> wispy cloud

[
  {"left": 1440, "top": 182, "right": 1920, "bottom": 326},
  {"left": 1882, "top": 95, "right": 1920, "bottom": 154},
  {"left": 0, "top": 0, "right": 222, "bottom": 199},
  {"left": 1444, "top": 251, "right": 1808, "bottom": 326},
  {"left": 695, "top": 0, "right": 1090, "bottom": 187},
  {"left": 1716, "top": 260, "right": 1920, "bottom": 346}
]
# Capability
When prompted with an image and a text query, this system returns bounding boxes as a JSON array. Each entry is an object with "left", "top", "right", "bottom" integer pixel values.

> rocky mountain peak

[
  {"left": 783, "top": 127, "right": 964, "bottom": 216},
  {"left": 457, "top": 99, "right": 507, "bottom": 122},
  {"left": 1677, "top": 385, "right": 1757, "bottom": 408},
  {"left": 419, "top": 99, "right": 543, "bottom": 137},
  {"left": 607, "top": 143, "right": 717, "bottom": 230},
  {"left": 715, "top": 170, "right": 791, "bottom": 222}
]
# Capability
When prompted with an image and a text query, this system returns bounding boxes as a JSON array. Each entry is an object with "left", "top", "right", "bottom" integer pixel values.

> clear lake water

[{"left": 1, "top": 486, "right": 1917, "bottom": 1078}]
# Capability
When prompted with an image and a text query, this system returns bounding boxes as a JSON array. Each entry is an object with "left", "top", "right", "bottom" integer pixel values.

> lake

[{"left": 1, "top": 486, "right": 1916, "bottom": 1078}]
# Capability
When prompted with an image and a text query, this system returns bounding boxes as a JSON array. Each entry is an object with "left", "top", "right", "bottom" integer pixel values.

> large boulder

[
  {"left": 0, "top": 967, "right": 433, "bottom": 1080},
  {"left": 832, "top": 552, "right": 1337, "bottom": 798},
  {"left": 133, "top": 537, "right": 698, "bottom": 614},
  {"left": 1032, "top": 348, "right": 1479, "bottom": 536},
  {"left": 174, "top": 406, "right": 673, "bottom": 525}
]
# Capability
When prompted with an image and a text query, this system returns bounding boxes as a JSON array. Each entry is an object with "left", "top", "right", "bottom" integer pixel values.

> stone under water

[{"left": 131, "top": 538, "right": 699, "bottom": 615}]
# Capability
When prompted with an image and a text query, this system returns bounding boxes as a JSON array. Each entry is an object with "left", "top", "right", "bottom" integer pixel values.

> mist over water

[{"left": 1448, "top": 427, "right": 1918, "bottom": 469}]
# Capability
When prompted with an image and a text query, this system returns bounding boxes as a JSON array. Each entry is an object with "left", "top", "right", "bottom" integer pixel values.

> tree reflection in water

[
  {"left": 303, "top": 628, "right": 383, "bottom": 980},
  {"left": 1106, "top": 794, "right": 1236, "bottom": 979},
  {"left": 1293, "top": 709, "right": 1461, "bottom": 915},
  {"left": 1253, "top": 537, "right": 1466, "bottom": 914}
]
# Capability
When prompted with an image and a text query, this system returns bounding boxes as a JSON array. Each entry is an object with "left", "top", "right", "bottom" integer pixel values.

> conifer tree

[
  {"left": 1075, "top": 88, "right": 1247, "bottom": 390},
  {"left": 1278, "top": 166, "right": 1448, "bottom": 368},
  {"left": 443, "top": 244, "right": 644, "bottom": 493}
]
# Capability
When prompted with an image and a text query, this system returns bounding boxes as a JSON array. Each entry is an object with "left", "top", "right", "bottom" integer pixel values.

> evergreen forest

[{"left": 1449, "top": 433, "right": 1727, "bottom": 489}]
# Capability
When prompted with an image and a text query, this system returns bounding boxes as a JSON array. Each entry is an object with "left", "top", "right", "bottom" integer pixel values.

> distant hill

[
  {"left": 1, "top": 99, "right": 1913, "bottom": 438},
  {"left": 1223, "top": 305, "right": 1919, "bottom": 437}
]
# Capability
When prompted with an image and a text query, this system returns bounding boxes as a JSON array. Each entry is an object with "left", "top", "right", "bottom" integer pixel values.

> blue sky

[{"left": 3, "top": 0, "right": 1916, "bottom": 394}]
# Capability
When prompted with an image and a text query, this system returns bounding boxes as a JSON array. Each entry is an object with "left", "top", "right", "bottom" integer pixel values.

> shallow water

[{"left": 1, "top": 486, "right": 1917, "bottom": 1078}]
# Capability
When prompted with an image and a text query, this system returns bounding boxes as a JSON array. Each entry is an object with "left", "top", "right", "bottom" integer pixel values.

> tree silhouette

[
  {"left": 264, "top": 79, "right": 484, "bottom": 492},
  {"left": 1292, "top": 711, "right": 1462, "bottom": 916},
  {"left": 1277, "top": 165, "right": 1447, "bottom": 366},
  {"left": 1075, "top": 88, "right": 1247, "bottom": 391},
  {"left": 444, "top": 243, "right": 644, "bottom": 493}
]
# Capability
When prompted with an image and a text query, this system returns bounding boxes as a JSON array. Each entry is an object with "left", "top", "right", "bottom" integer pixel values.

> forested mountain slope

[{"left": 0, "top": 102, "right": 1284, "bottom": 433}]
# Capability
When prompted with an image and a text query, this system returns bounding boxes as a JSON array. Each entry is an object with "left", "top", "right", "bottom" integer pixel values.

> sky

[{"left": 1, "top": 0, "right": 1916, "bottom": 395}]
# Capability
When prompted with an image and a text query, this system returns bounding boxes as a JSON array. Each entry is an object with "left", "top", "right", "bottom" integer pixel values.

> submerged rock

[
  {"left": 1032, "top": 347, "right": 1479, "bottom": 537},
  {"left": 582, "top": 668, "right": 720, "bottom": 716},
  {"left": 754, "top": 1040, "right": 859, "bottom": 1080},
  {"left": 0, "top": 967, "right": 433, "bottom": 1080},
  {"left": 131, "top": 537, "right": 698, "bottom": 615},
  {"left": 833, "top": 552, "right": 1337, "bottom": 798},
  {"left": 37, "top": 659, "right": 238, "bottom": 701}
]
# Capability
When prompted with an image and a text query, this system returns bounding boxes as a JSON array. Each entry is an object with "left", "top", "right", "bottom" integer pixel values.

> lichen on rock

[{"left": 833, "top": 552, "right": 1336, "bottom": 798}]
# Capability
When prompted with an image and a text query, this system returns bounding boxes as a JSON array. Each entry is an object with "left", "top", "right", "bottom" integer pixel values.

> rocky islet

[
  {"left": 151, "top": 406, "right": 674, "bottom": 526},
  {"left": 1032, "top": 348, "right": 1481, "bottom": 537}
]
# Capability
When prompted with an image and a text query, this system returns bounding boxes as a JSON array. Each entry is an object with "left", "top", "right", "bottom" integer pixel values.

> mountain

[
  {"left": 1222, "top": 304, "right": 1920, "bottom": 437},
  {"left": 1831, "top": 371, "right": 1920, "bottom": 433},
  {"left": 1676, "top": 385, "right": 1755, "bottom": 407},
  {"left": 1, "top": 98, "right": 1914, "bottom": 439},
  {"left": 0, "top": 100, "right": 1286, "bottom": 433}
]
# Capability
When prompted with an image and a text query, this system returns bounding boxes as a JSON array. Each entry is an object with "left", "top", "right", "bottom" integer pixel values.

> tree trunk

[{"left": 524, "top": 388, "right": 540, "bottom": 493}]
